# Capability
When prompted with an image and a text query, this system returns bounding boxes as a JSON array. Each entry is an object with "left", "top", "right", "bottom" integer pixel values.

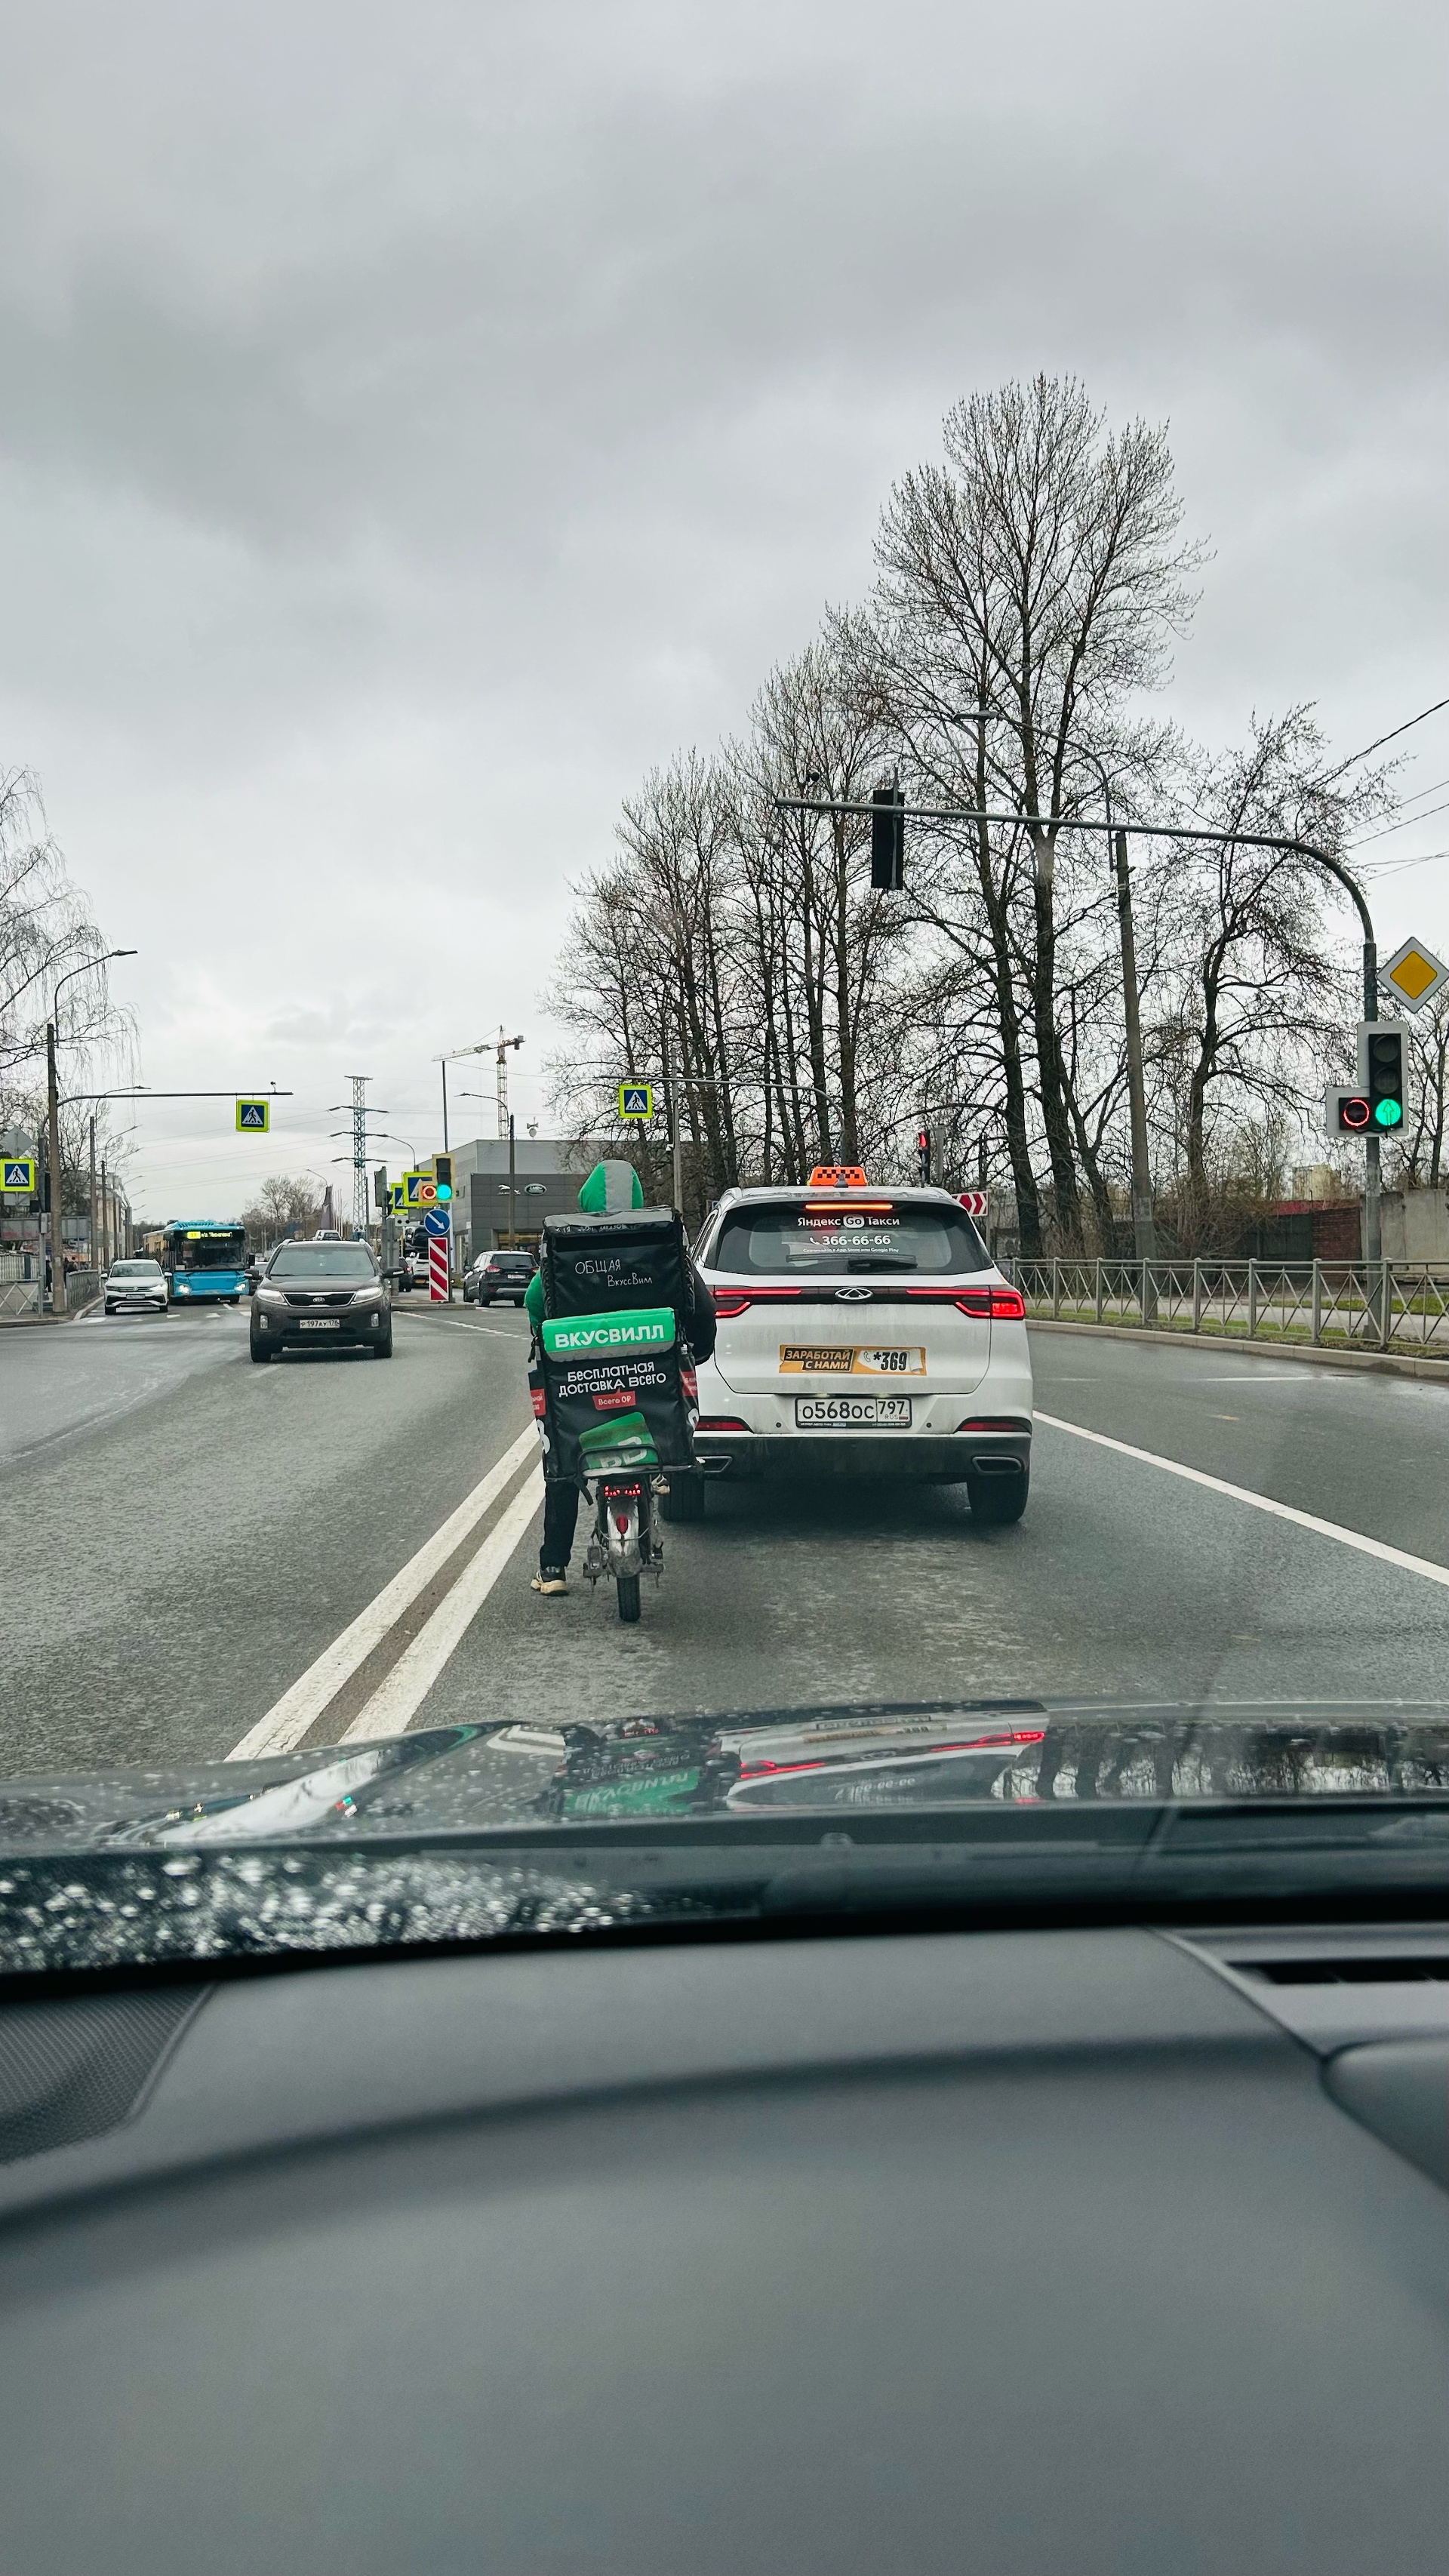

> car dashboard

[{"left": 0, "top": 1917, "right": 1445, "bottom": 2572}]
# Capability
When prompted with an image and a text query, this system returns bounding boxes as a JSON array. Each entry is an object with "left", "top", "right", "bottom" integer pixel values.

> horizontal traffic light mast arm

[
  {"left": 58, "top": 1088, "right": 296, "bottom": 1105},
  {"left": 774, "top": 800, "right": 1375, "bottom": 945}
]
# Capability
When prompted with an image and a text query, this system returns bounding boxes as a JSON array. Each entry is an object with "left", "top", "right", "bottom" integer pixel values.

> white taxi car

[{"left": 689, "top": 1171, "right": 1032, "bottom": 1523}]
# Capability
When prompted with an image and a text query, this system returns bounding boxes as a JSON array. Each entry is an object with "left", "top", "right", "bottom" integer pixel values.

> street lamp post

[
  {"left": 46, "top": 948, "right": 137, "bottom": 1314},
  {"left": 1077, "top": 756, "right": 1155, "bottom": 1260}
]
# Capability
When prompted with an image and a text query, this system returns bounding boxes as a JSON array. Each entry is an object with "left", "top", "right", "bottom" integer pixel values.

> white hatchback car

[{"left": 690, "top": 1176, "right": 1032, "bottom": 1523}]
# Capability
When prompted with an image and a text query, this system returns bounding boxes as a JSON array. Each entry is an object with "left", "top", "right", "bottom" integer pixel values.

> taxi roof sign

[
  {"left": 807, "top": 1165, "right": 869, "bottom": 1188},
  {"left": 1382, "top": 936, "right": 1449, "bottom": 1015}
]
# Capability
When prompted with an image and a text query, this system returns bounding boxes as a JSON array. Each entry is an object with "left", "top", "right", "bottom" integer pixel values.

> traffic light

[
  {"left": 1324, "top": 1023, "right": 1411, "bottom": 1137},
  {"left": 1360, "top": 1023, "right": 1407, "bottom": 1131},
  {"left": 372, "top": 1167, "right": 387, "bottom": 1211},
  {"left": 870, "top": 780, "right": 905, "bottom": 890},
  {"left": 915, "top": 1127, "right": 932, "bottom": 1183},
  {"left": 433, "top": 1152, "right": 454, "bottom": 1203}
]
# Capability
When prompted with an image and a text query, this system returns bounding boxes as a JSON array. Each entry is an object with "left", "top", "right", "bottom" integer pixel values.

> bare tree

[
  {"left": 242, "top": 1175, "right": 323, "bottom": 1239},
  {"left": 866, "top": 375, "right": 1202, "bottom": 1248},
  {"left": 0, "top": 770, "right": 132, "bottom": 1114},
  {"left": 1395, "top": 987, "right": 1449, "bottom": 1189},
  {"left": 1149, "top": 709, "right": 1383, "bottom": 1220}
]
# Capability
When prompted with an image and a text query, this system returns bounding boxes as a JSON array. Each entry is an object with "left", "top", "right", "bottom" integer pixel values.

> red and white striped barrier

[{"left": 429, "top": 1236, "right": 449, "bottom": 1301}]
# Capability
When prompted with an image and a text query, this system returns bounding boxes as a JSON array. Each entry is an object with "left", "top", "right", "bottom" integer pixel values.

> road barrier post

[
  {"left": 1247, "top": 1260, "right": 1259, "bottom": 1340},
  {"left": 1094, "top": 1260, "right": 1104, "bottom": 1326},
  {"left": 1312, "top": 1260, "right": 1322, "bottom": 1346},
  {"left": 1052, "top": 1262, "right": 1062, "bottom": 1321}
]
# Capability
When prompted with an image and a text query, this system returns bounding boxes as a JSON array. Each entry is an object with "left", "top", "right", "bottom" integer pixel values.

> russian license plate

[
  {"left": 795, "top": 1394, "right": 912, "bottom": 1427},
  {"left": 779, "top": 1344, "right": 926, "bottom": 1376},
  {"left": 298, "top": 1318, "right": 341, "bottom": 1331}
]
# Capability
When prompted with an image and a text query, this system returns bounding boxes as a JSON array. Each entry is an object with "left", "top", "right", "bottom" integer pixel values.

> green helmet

[{"left": 577, "top": 1160, "right": 644, "bottom": 1214}]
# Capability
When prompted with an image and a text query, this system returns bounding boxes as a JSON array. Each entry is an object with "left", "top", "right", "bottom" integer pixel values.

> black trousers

[{"left": 540, "top": 1479, "right": 580, "bottom": 1576}]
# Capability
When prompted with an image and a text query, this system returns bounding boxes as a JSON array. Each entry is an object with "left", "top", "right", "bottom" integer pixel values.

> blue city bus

[{"left": 161, "top": 1218, "right": 249, "bottom": 1306}]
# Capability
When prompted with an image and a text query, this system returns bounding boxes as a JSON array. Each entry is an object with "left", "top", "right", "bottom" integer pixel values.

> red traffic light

[{"left": 1338, "top": 1095, "right": 1371, "bottom": 1131}]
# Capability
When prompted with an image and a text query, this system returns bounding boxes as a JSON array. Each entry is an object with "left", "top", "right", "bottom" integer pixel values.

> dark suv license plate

[{"left": 297, "top": 1318, "right": 342, "bottom": 1331}]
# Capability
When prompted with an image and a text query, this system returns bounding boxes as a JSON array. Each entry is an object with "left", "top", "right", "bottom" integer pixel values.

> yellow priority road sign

[
  {"left": 618, "top": 1081, "right": 654, "bottom": 1119},
  {"left": 235, "top": 1098, "right": 270, "bottom": 1131},
  {"left": 1382, "top": 937, "right": 1449, "bottom": 1016},
  {"left": 2, "top": 1156, "right": 36, "bottom": 1193}
]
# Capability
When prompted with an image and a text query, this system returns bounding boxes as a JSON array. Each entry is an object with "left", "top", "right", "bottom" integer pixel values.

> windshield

[
  {"left": 266, "top": 1245, "right": 376, "bottom": 1281},
  {"left": 171, "top": 1233, "right": 246, "bottom": 1271},
  {"left": 709, "top": 1199, "right": 988, "bottom": 1276},
  {"left": 0, "top": 11, "right": 1441, "bottom": 1984}
]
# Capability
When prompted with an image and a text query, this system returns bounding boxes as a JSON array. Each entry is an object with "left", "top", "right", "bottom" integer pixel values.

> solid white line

[
  {"left": 1035, "top": 1410, "right": 1449, "bottom": 1590},
  {"left": 226, "top": 1423, "right": 540, "bottom": 1760},
  {"left": 339, "top": 1467, "right": 545, "bottom": 1742}
]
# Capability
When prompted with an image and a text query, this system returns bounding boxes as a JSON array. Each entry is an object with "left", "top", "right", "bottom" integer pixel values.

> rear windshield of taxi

[{"left": 709, "top": 1198, "right": 988, "bottom": 1276}]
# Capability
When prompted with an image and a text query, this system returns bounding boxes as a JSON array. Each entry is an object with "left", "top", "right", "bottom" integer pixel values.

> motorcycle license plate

[
  {"left": 795, "top": 1394, "right": 912, "bottom": 1427},
  {"left": 298, "top": 1318, "right": 340, "bottom": 1331}
]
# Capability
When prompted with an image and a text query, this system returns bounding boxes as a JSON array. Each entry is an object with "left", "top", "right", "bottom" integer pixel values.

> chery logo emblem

[{"left": 835, "top": 1288, "right": 872, "bottom": 1301}]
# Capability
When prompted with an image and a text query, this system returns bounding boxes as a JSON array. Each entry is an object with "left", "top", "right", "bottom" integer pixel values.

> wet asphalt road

[{"left": 2, "top": 1304, "right": 1447, "bottom": 1777}]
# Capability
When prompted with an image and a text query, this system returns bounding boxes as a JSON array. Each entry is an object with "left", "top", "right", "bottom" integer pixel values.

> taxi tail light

[
  {"left": 696, "top": 1416, "right": 750, "bottom": 1432},
  {"left": 947, "top": 1285, "right": 1025, "bottom": 1319},
  {"left": 955, "top": 1417, "right": 1030, "bottom": 1433},
  {"left": 712, "top": 1288, "right": 803, "bottom": 1318}
]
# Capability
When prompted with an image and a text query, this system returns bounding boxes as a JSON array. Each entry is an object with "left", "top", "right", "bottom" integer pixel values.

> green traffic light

[
  {"left": 435, "top": 1183, "right": 452, "bottom": 1200},
  {"left": 1374, "top": 1098, "right": 1403, "bottom": 1128}
]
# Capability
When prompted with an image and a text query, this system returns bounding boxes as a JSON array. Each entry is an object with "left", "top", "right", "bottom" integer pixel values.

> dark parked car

[
  {"left": 465, "top": 1248, "right": 536, "bottom": 1306},
  {"left": 250, "top": 1239, "right": 392, "bottom": 1360}
]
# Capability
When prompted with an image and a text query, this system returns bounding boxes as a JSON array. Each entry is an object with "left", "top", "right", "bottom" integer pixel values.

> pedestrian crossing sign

[
  {"left": 2, "top": 1157, "right": 35, "bottom": 1192},
  {"left": 389, "top": 1182, "right": 408, "bottom": 1213},
  {"left": 235, "top": 1099, "right": 270, "bottom": 1131},
  {"left": 618, "top": 1082, "right": 654, "bottom": 1119},
  {"left": 403, "top": 1171, "right": 437, "bottom": 1206}
]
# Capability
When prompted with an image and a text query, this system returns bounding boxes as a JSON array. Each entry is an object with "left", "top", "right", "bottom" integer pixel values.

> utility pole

[
  {"left": 1112, "top": 826, "right": 1156, "bottom": 1259},
  {"left": 100, "top": 1159, "right": 109, "bottom": 1275},
  {"left": 46, "top": 1023, "right": 63, "bottom": 1315},
  {"left": 88, "top": 1116, "right": 98, "bottom": 1290},
  {"left": 506, "top": 1113, "right": 517, "bottom": 1248},
  {"left": 663, "top": 1024, "right": 683, "bottom": 1214}
]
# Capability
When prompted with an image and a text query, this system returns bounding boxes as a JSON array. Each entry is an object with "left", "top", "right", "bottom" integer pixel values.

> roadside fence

[
  {"left": 1013, "top": 1257, "right": 1449, "bottom": 1358},
  {"left": 0, "top": 1253, "right": 42, "bottom": 1320}
]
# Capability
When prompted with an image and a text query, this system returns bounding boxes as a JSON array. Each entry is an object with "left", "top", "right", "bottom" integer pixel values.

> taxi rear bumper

[{"left": 693, "top": 1426, "right": 1031, "bottom": 1483}]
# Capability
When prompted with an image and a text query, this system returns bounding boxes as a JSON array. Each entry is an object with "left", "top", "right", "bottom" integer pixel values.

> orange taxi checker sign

[
  {"left": 807, "top": 1165, "right": 869, "bottom": 1188},
  {"left": 1382, "top": 937, "right": 1449, "bottom": 1015}
]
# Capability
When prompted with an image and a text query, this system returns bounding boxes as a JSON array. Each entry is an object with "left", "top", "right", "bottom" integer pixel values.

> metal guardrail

[{"left": 1014, "top": 1257, "right": 1449, "bottom": 1356}]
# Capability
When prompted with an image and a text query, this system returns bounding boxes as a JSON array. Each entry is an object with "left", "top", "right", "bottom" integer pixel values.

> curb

[{"left": 1026, "top": 1318, "right": 1449, "bottom": 1385}]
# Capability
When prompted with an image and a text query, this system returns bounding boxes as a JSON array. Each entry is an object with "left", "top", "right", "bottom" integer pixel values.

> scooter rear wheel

[{"left": 616, "top": 1573, "right": 641, "bottom": 1623}]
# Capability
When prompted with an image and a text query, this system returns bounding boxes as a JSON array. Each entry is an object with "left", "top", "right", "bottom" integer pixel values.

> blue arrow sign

[{"left": 422, "top": 1209, "right": 451, "bottom": 1236}]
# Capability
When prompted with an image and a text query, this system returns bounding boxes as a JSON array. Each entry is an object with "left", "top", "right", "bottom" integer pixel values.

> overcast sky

[{"left": 2, "top": 0, "right": 1444, "bottom": 1216}]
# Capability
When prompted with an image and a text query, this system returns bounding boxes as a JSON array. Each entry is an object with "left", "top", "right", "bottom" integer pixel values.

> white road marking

[
  {"left": 1036, "top": 1411, "right": 1449, "bottom": 1590},
  {"left": 225, "top": 1423, "right": 540, "bottom": 1759},
  {"left": 340, "top": 1467, "right": 545, "bottom": 1741}
]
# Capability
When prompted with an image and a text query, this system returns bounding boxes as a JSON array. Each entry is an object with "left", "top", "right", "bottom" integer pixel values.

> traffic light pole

[{"left": 780, "top": 796, "right": 1381, "bottom": 1260}]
